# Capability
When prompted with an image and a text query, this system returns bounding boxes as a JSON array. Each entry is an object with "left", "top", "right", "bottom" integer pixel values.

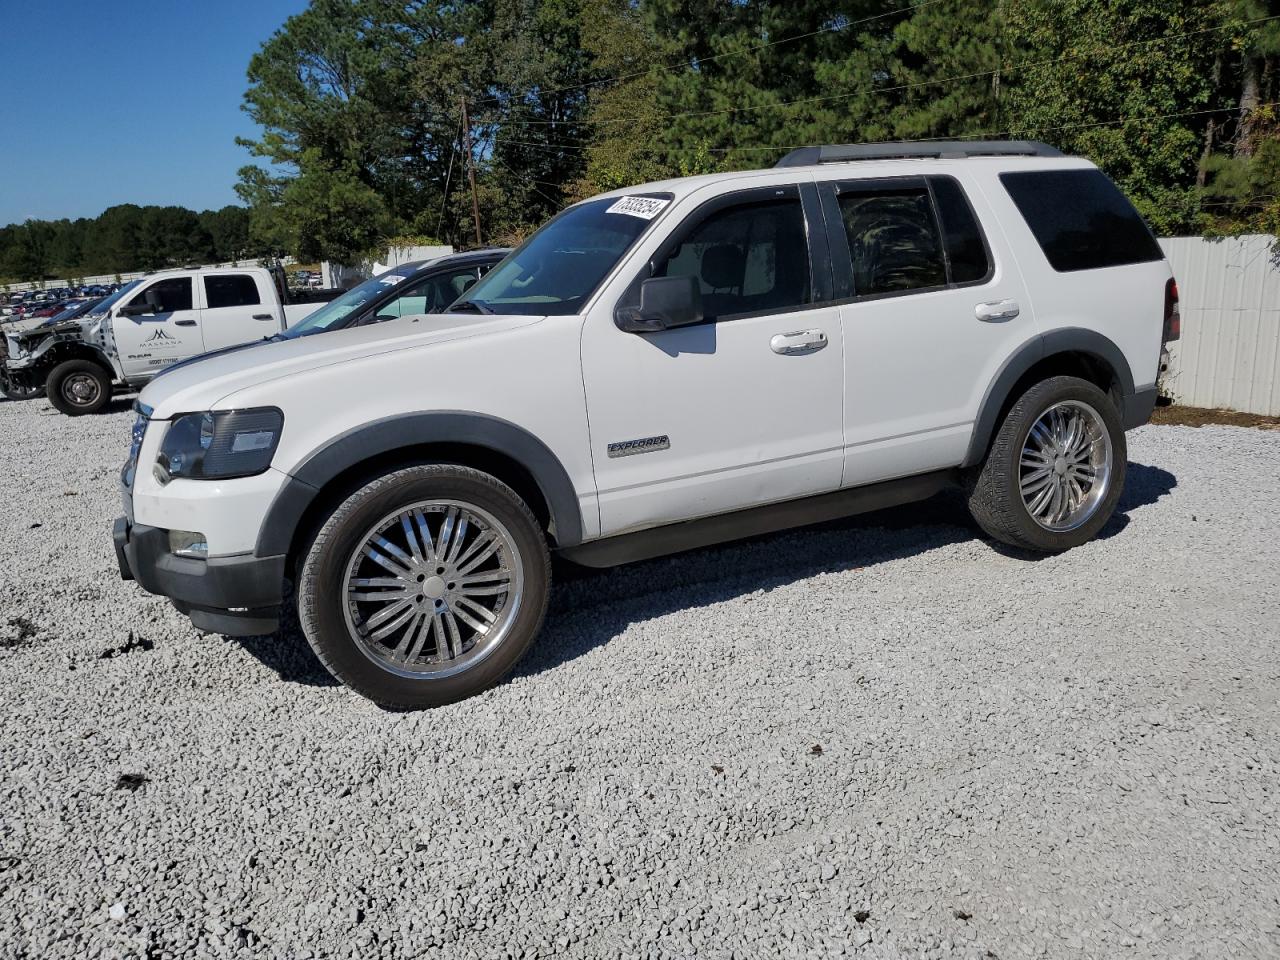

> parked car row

[
  {"left": 2, "top": 283, "right": 128, "bottom": 323},
  {"left": 101, "top": 142, "right": 1177, "bottom": 711},
  {"left": 0, "top": 251, "right": 507, "bottom": 411}
]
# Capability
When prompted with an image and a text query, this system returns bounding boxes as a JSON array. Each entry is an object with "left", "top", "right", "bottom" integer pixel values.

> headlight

[{"left": 155, "top": 407, "right": 283, "bottom": 483}]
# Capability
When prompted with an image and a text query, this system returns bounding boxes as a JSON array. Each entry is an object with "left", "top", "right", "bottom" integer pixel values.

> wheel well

[
  {"left": 999, "top": 350, "right": 1122, "bottom": 426},
  {"left": 966, "top": 349, "right": 1124, "bottom": 468},
  {"left": 46, "top": 342, "right": 114, "bottom": 376},
  {"left": 284, "top": 442, "right": 554, "bottom": 577}
]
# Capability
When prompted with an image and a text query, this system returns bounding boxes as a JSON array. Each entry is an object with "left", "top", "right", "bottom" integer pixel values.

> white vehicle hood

[{"left": 138, "top": 312, "right": 544, "bottom": 419}]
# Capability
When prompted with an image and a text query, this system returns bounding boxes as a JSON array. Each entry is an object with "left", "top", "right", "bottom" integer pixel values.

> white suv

[{"left": 113, "top": 141, "right": 1179, "bottom": 708}]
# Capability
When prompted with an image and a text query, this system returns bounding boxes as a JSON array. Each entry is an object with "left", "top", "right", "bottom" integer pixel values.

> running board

[{"left": 561, "top": 470, "right": 958, "bottom": 568}]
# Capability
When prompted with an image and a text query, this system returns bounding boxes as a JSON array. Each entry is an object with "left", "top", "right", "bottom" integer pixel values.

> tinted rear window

[
  {"left": 205, "top": 274, "right": 261, "bottom": 309},
  {"left": 1000, "top": 169, "right": 1163, "bottom": 272},
  {"left": 930, "top": 176, "right": 990, "bottom": 284}
]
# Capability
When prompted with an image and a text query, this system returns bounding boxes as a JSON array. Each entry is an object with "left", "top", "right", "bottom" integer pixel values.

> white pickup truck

[{"left": 0, "top": 266, "right": 331, "bottom": 415}]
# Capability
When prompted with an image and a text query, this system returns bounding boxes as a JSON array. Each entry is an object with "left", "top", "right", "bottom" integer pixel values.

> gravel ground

[{"left": 1, "top": 394, "right": 1278, "bottom": 960}]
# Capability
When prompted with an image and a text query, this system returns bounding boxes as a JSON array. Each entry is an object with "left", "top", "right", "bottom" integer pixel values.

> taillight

[{"left": 1163, "top": 278, "right": 1180, "bottom": 342}]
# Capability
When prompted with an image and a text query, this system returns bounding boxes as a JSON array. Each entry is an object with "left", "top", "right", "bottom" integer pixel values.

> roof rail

[{"left": 773, "top": 140, "right": 1064, "bottom": 168}]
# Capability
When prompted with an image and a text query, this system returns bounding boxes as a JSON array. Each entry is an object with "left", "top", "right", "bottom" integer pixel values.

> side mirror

[{"left": 615, "top": 275, "right": 704, "bottom": 333}]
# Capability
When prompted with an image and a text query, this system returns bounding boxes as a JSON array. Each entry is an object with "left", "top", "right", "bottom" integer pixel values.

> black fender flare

[
  {"left": 962, "top": 327, "right": 1136, "bottom": 467},
  {"left": 255, "top": 411, "right": 585, "bottom": 557}
]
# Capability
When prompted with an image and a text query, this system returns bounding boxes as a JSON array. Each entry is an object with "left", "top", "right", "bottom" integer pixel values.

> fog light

[{"left": 168, "top": 530, "right": 208, "bottom": 558}]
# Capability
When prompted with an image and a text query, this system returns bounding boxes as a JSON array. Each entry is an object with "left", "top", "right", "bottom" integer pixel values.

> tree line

[
  {"left": 236, "top": 0, "right": 1280, "bottom": 261},
  {"left": 0, "top": 205, "right": 256, "bottom": 283},
  {"left": 7, "top": 0, "right": 1280, "bottom": 280}
]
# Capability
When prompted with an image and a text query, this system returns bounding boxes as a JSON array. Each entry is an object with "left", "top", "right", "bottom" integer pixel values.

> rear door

[
  {"left": 200, "top": 273, "right": 277, "bottom": 350},
  {"left": 112, "top": 276, "right": 200, "bottom": 381},
  {"left": 821, "top": 173, "right": 1037, "bottom": 485}
]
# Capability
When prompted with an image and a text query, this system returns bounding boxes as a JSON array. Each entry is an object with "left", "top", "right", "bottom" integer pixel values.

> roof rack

[{"left": 773, "top": 140, "right": 1063, "bottom": 168}]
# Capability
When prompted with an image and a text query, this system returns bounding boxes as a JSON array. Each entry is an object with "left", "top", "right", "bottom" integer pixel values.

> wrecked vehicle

[{"left": 0, "top": 266, "right": 333, "bottom": 415}]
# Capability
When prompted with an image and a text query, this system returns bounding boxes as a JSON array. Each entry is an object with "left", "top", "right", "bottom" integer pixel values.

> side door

[
  {"left": 581, "top": 184, "right": 846, "bottom": 537},
  {"left": 821, "top": 174, "right": 1037, "bottom": 485},
  {"left": 360, "top": 264, "right": 485, "bottom": 323},
  {"left": 112, "top": 276, "right": 201, "bottom": 381},
  {"left": 200, "top": 273, "right": 276, "bottom": 350}
]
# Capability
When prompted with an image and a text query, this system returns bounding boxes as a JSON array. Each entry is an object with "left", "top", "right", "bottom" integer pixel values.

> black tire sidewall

[
  {"left": 48, "top": 360, "right": 111, "bottom": 416},
  {"left": 994, "top": 377, "right": 1127, "bottom": 551},
  {"left": 298, "top": 466, "right": 550, "bottom": 708}
]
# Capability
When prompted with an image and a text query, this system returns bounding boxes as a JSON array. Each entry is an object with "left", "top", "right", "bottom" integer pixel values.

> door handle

[
  {"left": 253, "top": 313, "right": 274, "bottom": 321},
  {"left": 975, "top": 299, "right": 1020, "bottom": 322},
  {"left": 175, "top": 319, "right": 197, "bottom": 327},
  {"left": 770, "top": 329, "right": 829, "bottom": 355}
]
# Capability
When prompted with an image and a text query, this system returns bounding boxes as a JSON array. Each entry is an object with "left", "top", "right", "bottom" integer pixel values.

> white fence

[{"left": 1158, "top": 235, "right": 1280, "bottom": 416}]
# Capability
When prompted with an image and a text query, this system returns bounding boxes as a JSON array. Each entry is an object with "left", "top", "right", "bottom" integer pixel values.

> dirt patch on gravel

[{"left": 1152, "top": 404, "right": 1280, "bottom": 429}]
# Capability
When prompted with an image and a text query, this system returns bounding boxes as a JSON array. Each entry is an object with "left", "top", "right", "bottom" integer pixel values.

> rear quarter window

[{"left": 1000, "top": 169, "right": 1163, "bottom": 272}]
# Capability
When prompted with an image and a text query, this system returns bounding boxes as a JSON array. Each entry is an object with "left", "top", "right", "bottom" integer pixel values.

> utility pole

[{"left": 461, "top": 96, "right": 483, "bottom": 247}]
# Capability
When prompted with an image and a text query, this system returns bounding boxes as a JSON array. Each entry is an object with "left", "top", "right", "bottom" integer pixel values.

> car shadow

[{"left": 233, "top": 462, "right": 1176, "bottom": 689}]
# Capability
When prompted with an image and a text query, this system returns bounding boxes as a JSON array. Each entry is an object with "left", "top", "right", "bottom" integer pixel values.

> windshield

[
  {"left": 88, "top": 280, "right": 141, "bottom": 316},
  {"left": 457, "top": 194, "right": 673, "bottom": 316},
  {"left": 45, "top": 297, "right": 104, "bottom": 326},
  {"left": 282, "top": 269, "right": 418, "bottom": 337}
]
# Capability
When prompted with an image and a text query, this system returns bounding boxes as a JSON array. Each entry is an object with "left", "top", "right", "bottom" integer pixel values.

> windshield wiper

[{"left": 450, "top": 299, "right": 493, "bottom": 315}]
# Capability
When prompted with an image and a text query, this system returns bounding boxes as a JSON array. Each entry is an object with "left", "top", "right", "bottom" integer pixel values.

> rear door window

[
  {"left": 837, "top": 188, "right": 947, "bottom": 296},
  {"left": 929, "top": 177, "right": 991, "bottom": 284},
  {"left": 1000, "top": 169, "right": 1163, "bottom": 272},
  {"left": 204, "top": 274, "right": 261, "bottom": 309}
]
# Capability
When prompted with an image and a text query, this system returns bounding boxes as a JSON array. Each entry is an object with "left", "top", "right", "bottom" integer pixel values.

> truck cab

[{"left": 0, "top": 266, "right": 333, "bottom": 415}]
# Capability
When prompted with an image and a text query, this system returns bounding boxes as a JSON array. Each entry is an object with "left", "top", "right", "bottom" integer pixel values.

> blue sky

[{"left": 0, "top": 0, "right": 309, "bottom": 226}]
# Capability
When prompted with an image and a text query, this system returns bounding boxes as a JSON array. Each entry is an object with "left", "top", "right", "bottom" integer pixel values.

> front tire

[
  {"left": 297, "top": 464, "right": 551, "bottom": 708},
  {"left": 47, "top": 359, "right": 112, "bottom": 416},
  {"left": 0, "top": 377, "right": 43, "bottom": 401},
  {"left": 967, "top": 375, "right": 1126, "bottom": 552}
]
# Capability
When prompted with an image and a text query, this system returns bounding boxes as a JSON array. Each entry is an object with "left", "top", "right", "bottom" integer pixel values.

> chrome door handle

[
  {"left": 770, "top": 329, "right": 828, "bottom": 355},
  {"left": 975, "top": 299, "right": 1020, "bottom": 322}
]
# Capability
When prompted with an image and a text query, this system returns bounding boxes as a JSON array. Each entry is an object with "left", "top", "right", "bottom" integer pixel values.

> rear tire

[
  {"left": 967, "top": 375, "right": 1126, "bottom": 553},
  {"left": 47, "top": 359, "right": 112, "bottom": 416},
  {"left": 297, "top": 464, "right": 551, "bottom": 708}
]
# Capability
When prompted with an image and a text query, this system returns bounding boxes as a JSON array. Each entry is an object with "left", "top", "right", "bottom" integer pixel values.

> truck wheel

[
  {"left": 297, "top": 464, "right": 551, "bottom": 708},
  {"left": 967, "top": 375, "right": 1126, "bottom": 553},
  {"left": 47, "top": 360, "right": 112, "bottom": 416}
]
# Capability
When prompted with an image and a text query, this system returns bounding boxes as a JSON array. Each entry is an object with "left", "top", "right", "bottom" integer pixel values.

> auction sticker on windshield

[
  {"left": 606, "top": 196, "right": 670, "bottom": 220},
  {"left": 378, "top": 275, "right": 407, "bottom": 286}
]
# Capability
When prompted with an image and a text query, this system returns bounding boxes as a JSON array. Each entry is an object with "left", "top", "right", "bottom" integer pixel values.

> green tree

[{"left": 2, "top": 220, "right": 55, "bottom": 281}]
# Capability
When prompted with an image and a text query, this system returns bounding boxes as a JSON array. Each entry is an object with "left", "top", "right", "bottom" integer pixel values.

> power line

[
  {"left": 493, "top": 12, "right": 1280, "bottom": 129},
  {"left": 472, "top": 0, "right": 947, "bottom": 108},
  {"left": 699, "top": 101, "right": 1280, "bottom": 156}
]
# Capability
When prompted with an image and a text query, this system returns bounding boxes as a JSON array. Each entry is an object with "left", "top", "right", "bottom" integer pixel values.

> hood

[{"left": 139, "top": 311, "right": 545, "bottom": 419}]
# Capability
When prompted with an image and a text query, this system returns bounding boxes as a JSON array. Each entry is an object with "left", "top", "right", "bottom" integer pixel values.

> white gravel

[{"left": 1, "top": 395, "right": 1279, "bottom": 960}]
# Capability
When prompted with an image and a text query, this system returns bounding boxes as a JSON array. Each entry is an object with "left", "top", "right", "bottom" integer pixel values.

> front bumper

[{"left": 113, "top": 517, "right": 285, "bottom": 636}]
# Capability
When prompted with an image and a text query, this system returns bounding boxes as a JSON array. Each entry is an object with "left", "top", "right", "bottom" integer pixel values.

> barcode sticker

[{"left": 605, "top": 196, "right": 670, "bottom": 220}]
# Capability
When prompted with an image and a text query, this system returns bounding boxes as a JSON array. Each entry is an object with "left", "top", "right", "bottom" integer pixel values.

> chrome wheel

[
  {"left": 1019, "top": 400, "right": 1113, "bottom": 532},
  {"left": 342, "top": 500, "right": 525, "bottom": 679},
  {"left": 63, "top": 373, "right": 101, "bottom": 407}
]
